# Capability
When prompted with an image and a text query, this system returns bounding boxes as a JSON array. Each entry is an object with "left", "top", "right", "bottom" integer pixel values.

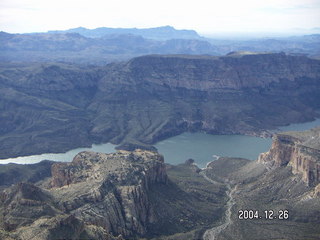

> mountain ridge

[
  {"left": 0, "top": 31, "right": 217, "bottom": 64},
  {"left": 47, "top": 25, "right": 201, "bottom": 40}
]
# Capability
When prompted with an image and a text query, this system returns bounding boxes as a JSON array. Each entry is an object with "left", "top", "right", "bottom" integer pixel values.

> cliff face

[
  {"left": 259, "top": 127, "right": 320, "bottom": 186},
  {"left": 115, "top": 53, "right": 320, "bottom": 91}
]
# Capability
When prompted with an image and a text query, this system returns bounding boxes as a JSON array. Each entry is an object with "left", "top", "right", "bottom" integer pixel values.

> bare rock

[
  {"left": 50, "top": 150, "right": 167, "bottom": 237},
  {"left": 259, "top": 127, "right": 320, "bottom": 186},
  {"left": 0, "top": 182, "right": 59, "bottom": 231}
]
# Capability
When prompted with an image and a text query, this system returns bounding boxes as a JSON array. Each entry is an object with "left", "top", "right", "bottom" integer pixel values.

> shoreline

[{"left": 2, "top": 118, "right": 319, "bottom": 165}]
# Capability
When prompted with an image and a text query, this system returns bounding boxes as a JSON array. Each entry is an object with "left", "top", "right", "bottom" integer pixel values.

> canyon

[
  {"left": 1, "top": 52, "right": 320, "bottom": 159},
  {"left": 0, "top": 127, "right": 319, "bottom": 239}
]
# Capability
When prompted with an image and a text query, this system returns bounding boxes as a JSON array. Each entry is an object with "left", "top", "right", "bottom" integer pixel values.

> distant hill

[
  {"left": 47, "top": 25, "right": 201, "bottom": 40},
  {"left": 0, "top": 31, "right": 218, "bottom": 64},
  {"left": 206, "top": 34, "right": 320, "bottom": 57}
]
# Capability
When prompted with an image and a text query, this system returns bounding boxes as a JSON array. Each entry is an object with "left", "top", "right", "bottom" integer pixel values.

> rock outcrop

[
  {"left": 50, "top": 150, "right": 167, "bottom": 237},
  {"left": 259, "top": 127, "right": 320, "bottom": 186},
  {"left": 0, "top": 150, "right": 168, "bottom": 239}
]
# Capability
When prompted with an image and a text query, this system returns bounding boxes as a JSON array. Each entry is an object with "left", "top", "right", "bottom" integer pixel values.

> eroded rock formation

[
  {"left": 259, "top": 127, "right": 320, "bottom": 186},
  {"left": 50, "top": 150, "right": 167, "bottom": 237},
  {"left": 0, "top": 149, "right": 227, "bottom": 239},
  {"left": 0, "top": 150, "right": 168, "bottom": 239}
]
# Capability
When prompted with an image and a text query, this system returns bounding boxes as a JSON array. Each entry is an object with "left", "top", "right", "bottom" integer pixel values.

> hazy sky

[{"left": 0, "top": 0, "right": 319, "bottom": 34}]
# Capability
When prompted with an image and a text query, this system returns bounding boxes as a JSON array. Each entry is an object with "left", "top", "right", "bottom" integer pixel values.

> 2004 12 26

[{"left": 238, "top": 209, "right": 289, "bottom": 220}]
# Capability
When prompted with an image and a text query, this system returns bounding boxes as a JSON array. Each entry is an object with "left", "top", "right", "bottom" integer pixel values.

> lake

[
  {"left": 1, "top": 118, "right": 319, "bottom": 166},
  {"left": 155, "top": 133, "right": 272, "bottom": 167},
  {"left": 154, "top": 117, "right": 320, "bottom": 167},
  {"left": 0, "top": 143, "right": 116, "bottom": 165}
]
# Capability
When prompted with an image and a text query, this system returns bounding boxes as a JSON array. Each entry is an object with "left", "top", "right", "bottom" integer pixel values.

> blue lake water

[
  {"left": 0, "top": 143, "right": 116, "bottom": 165},
  {"left": 155, "top": 133, "right": 272, "bottom": 168},
  {"left": 1, "top": 118, "right": 319, "bottom": 166}
]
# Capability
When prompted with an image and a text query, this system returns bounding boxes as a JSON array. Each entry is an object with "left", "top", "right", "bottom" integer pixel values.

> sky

[{"left": 0, "top": 0, "right": 319, "bottom": 35}]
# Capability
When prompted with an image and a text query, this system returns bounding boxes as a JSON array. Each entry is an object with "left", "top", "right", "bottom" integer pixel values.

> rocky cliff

[
  {"left": 259, "top": 127, "right": 320, "bottom": 186},
  {"left": 115, "top": 53, "right": 320, "bottom": 90},
  {"left": 50, "top": 150, "right": 167, "bottom": 237}
]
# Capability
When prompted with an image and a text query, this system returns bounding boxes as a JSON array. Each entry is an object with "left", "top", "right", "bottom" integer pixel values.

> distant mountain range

[
  {"left": 47, "top": 25, "right": 201, "bottom": 40},
  {"left": 0, "top": 30, "right": 218, "bottom": 64},
  {"left": 0, "top": 26, "right": 320, "bottom": 64}
]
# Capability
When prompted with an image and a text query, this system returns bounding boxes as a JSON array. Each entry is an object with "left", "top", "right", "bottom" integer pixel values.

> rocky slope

[
  {"left": 0, "top": 150, "right": 226, "bottom": 239},
  {"left": 0, "top": 160, "right": 54, "bottom": 191},
  {"left": 1, "top": 53, "right": 320, "bottom": 159},
  {"left": 259, "top": 127, "right": 320, "bottom": 186}
]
